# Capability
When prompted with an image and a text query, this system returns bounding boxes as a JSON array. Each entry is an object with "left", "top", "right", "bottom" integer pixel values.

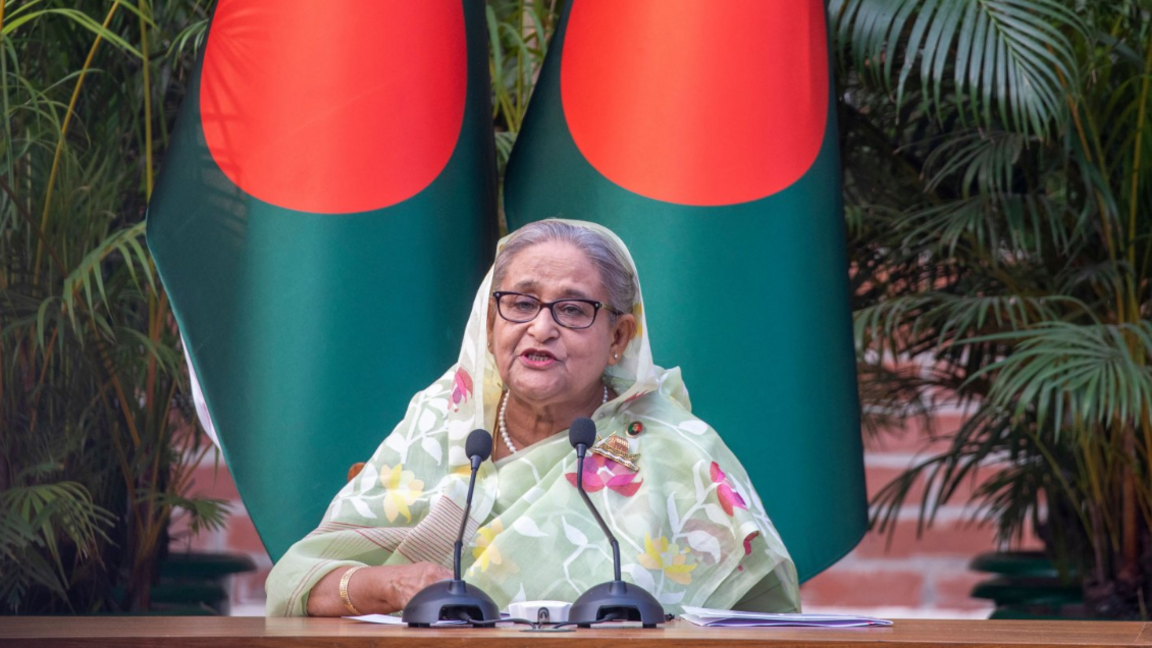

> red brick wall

[
  {"left": 801, "top": 410, "right": 1041, "bottom": 617},
  {"left": 174, "top": 410, "right": 1033, "bottom": 616},
  {"left": 169, "top": 464, "right": 272, "bottom": 615}
]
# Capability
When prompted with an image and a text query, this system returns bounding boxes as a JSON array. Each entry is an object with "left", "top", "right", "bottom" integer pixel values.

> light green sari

[{"left": 265, "top": 221, "right": 799, "bottom": 616}]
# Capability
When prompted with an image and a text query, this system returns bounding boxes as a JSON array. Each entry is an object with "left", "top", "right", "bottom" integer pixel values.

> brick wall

[
  {"left": 801, "top": 410, "right": 1041, "bottom": 618},
  {"left": 169, "top": 463, "right": 272, "bottom": 616},
  {"left": 174, "top": 410, "right": 1034, "bottom": 617}
]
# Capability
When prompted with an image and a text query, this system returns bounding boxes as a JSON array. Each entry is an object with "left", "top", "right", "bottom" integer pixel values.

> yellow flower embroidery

[
  {"left": 471, "top": 520, "right": 503, "bottom": 572},
  {"left": 637, "top": 533, "right": 696, "bottom": 585},
  {"left": 379, "top": 463, "right": 424, "bottom": 522},
  {"left": 471, "top": 519, "right": 515, "bottom": 573}
]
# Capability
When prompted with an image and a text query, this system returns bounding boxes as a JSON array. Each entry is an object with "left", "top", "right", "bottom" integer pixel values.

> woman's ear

[{"left": 608, "top": 314, "right": 637, "bottom": 364}]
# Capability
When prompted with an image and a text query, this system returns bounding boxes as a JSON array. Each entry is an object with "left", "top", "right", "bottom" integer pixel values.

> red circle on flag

[
  {"left": 200, "top": 0, "right": 467, "bottom": 214},
  {"left": 560, "top": 0, "right": 829, "bottom": 206}
]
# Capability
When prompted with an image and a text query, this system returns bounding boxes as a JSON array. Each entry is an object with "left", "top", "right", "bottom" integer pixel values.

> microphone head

[
  {"left": 465, "top": 429, "right": 493, "bottom": 461},
  {"left": 569, "top": 417, "right": 597, "bottom": 450}
]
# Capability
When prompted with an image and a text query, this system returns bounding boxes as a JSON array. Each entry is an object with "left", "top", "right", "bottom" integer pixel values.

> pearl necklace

[{"left": 499, "top": 385, "right": 609, "bottom": 454}]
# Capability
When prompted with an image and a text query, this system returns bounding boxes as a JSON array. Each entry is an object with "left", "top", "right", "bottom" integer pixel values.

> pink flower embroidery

[
  {"left": 449, "top": 368, "right": 472, "bottom": 412},
  {"left": 623, "top": 390, "right": 651, "bottom": 404},
  {"left": 738, "top": 531, "right": 760, "bottom": 572},
  {"left": 743, "top": 531, "right": 759, "bottom": 556},
  {"left": 710, "top": 461, "right": 747, "bottom": 516},
  {"left": 566, "top": 454, "right": 642, "bottom": 497}
]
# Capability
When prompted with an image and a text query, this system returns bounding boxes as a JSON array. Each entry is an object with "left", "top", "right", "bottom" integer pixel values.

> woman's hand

[{"left": 306, "top": 562, "right": 453, "bottom": 616}]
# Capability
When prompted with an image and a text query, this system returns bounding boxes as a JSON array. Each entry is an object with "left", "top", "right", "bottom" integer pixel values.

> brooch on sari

[{"left": 590, "top": 433, "right": 640, "bottom": 472}]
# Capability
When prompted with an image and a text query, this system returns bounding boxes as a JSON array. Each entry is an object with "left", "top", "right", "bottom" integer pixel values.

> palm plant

[
  {"left": 486, "top": 0, "right": 561, "bottom": 228},
  {"left": 0, "top": 0, "right": 224, "bottom": 613},
  {"left": 834, "top": 0, "right": 1152, "bottom": 617}
]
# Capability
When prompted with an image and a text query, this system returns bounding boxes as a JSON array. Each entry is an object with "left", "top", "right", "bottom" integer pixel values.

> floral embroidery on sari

[
  {"left": 379, "top": 463, "right": 424, "bottom": 522},
  {"left": 264, "top": 221, "right": 799, "bottom": 617},
  {"left": 710, "top": 461, "right": 747, "bottom": 516},
  {"left": 565, "top": 453, "right": 642, "bottom": 497},
  {"left": 638, "top": 533, "right": 697, "bottom": 585}
]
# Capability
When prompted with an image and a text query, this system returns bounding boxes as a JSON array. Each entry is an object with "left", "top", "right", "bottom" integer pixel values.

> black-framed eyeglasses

[{"left": 492, "top": 291, "right": 622, "bottom": 330}]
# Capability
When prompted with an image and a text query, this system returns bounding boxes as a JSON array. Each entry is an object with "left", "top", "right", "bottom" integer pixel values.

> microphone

[
  {"left": 402, "top": 429, "right": 500, "bottom": 627},
  {"left": 568, "top": 418, "right": 619, "bottom": 581},
  {"left": 455, "top": 430, "right": 493, "bottom": 580},
  {"left": 567, "top": 417, "right": 664, "bottom": 628}
]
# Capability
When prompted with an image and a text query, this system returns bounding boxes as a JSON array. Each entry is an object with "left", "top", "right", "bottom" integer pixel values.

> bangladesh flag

[
  {"left": 503, "top": 0, "right": 865, "bottom": 580},
  {"left": 146, "top": 0, "right": 497, "bottom": 561}
]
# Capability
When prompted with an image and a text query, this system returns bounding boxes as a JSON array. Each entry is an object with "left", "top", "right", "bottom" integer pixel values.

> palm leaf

[
  {"left": 968, "top": 321, "right": 1152, "bottom": 434},
  {"left": 901, "top": 192, "right": 1080, "bottom": 258},
  {"left": 1, "top": 9, "right": 145, "bottom": 59},
  {"left": 61, "top": 221, "right": 152, "bottom": 327},
  {"left": 832, "top": 0, "right": 1085, "bottom": 137}
]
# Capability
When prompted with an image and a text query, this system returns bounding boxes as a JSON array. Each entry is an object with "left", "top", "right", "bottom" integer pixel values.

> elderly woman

[{"left": 266, "top": 220, "right": 799, "bottom": 616}]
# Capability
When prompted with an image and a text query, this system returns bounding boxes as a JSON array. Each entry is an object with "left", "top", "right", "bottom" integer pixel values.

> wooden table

[{"left": 1, "top": 616, "right": 1150, "bottom": 647}]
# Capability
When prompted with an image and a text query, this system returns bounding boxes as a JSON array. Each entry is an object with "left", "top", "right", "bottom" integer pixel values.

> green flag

[
  {"left": 146, "top": 0, "right": 497, "bottom": 561},
  {"left": 504, "top": 0, "right": 865, "bottom": 580}
]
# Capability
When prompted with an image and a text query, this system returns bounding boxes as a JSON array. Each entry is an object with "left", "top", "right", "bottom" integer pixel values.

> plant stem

[
  {"left": 1055, "top": 64, "right": 1117, "bottom": 266},
  {"left": 138, "top": 0, "right": 154, "bottom": 199},
  {"left": 1128, "top": 25, "right": 1152, "bottom": 270},
  {"left": 26, "top": 327, "right": 59, "bottom": 436},
  {"left": 0, "top": 174, "right": 66, "bottom": 276},
  {"left": 35, "top": 1, "right": 122, "bottom": 281}
]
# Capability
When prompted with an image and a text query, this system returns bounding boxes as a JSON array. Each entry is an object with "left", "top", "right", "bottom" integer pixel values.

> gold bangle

[{"left": 339, "top": 565, "right": 367, "bottom": 616}]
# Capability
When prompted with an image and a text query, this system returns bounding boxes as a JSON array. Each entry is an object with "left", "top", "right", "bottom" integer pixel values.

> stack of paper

[
  {"left": 348, "top": 614, "right": 466, "bottom": 626},
  {"left": 680, "top": 606, "right": 893, "bottom": 628}
]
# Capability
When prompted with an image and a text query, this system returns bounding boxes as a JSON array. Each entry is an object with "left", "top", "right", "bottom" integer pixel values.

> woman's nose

[{"left": 526, "top": 306, "right": 561, "bottom": 339}]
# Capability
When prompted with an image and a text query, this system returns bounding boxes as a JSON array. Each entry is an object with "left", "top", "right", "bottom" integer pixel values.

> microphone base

[
  {"left": 401, "top": 579, "right": 500, "bottom": 627},
  {"left": 569, "top": 580, "right": 665, "bottom": 628}
]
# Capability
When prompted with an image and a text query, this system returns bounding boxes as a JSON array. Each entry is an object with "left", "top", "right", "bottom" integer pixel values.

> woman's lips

[{"left": 519, "top": 350, "right": 558, "bottom": 368}]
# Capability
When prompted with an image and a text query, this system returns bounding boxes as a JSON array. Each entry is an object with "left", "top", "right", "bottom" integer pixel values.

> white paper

[
  {"left": 347, "top": 614, "right": 466, "bottom": 626},
  {"left": 679, "top": 606, "right": 893, "bottom": 628}
]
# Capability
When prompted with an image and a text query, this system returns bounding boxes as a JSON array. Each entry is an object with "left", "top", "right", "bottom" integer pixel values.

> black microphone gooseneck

[
  {"left": 570, "top": 418, "right": 622, "bottom": 583},
  {"left": 453, "top": 430, "right": 491, "bottom": 581},
  {"left": 567, "top": 417, "right": 665, "bottom": 628},
  {"left": 402, "top": 429, "right": 500, "bottom": 627}
]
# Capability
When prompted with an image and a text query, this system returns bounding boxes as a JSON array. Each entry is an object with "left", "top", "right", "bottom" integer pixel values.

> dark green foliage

[
  {"left": 836, "top": 0, "right": 1152, "bottom": 618},
  {"left": 0, "top": 0, "right": 224, "bottom": 614}
]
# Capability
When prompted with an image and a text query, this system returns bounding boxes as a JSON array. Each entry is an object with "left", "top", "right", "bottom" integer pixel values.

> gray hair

[{"left": 492, "top": 220, "right": 637, "bottom": 315}]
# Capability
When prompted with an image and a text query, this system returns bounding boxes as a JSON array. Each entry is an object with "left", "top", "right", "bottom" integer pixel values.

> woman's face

[{"left": 488, "top": 240, "right": 634, "bottom": 411}]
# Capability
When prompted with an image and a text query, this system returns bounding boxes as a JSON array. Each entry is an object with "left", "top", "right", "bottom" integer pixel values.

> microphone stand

[
  {"left": 575, "top": 455, "right": 622, "bottom": 583},
  {"left": 568, "top": 442, "right": 665, "bottom": 628},
  {"left": 402, "top": 437, "right": 500, "bottom": 627}
]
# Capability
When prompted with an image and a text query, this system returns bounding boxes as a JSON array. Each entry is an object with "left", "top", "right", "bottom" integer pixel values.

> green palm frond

[
  {"left": 854, "top": 291, "right": 1085, "bottom": 359},
  {"left": 832, "top": 0, "right": 1085, "bottom": 137},
  {"left": 1, "top": 7, "right": 146, "bottom": 59},
  {"left": 167, "top": 18, "right": 210, "bottom": 60},
  {"left": 922, "top": 130, "right": 1023, "bottom": 196},
  {"left": 0, "top": 481, "right": 116, "bottom": 611},
  {"left": 929, "top": 293, "right": 1088, "bottom": 340},
  {"left": 853, "top": 295, "right": 935, "bottom": 357},
  {"left": 969, "top": 321, "right": 1152, "bottom": 434},
  {"left": 871, "top": 404, "right": 1009, "bottom": 534},
  {"left": 159, "top": 494, "right": 231, "bottom": 538},
  {"left": 901, "top": 192, "right": 1081, "bottom": 258},
  {"left": 61, "top": 221, "right": 153, "bottom": 327}
]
